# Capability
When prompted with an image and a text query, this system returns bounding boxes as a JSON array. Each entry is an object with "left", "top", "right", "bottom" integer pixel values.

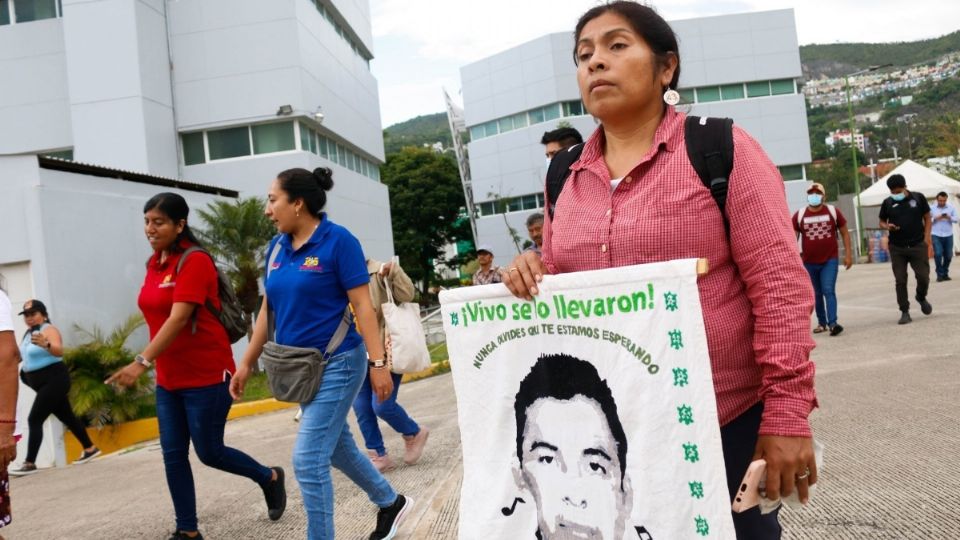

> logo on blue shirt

[{"left": 299, "top": 256, "right": 324, "bottom": 272}]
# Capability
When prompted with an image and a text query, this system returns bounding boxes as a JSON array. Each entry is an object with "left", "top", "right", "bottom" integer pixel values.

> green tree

[
  {"left": 381, "top": 147, "right": 469, "bottom": 295},
  {"left": 195, "top": 197, "right": 275, "bottom": 335},
  {"left": 65, "top": 315, "right": 154, "bottom": 428}
]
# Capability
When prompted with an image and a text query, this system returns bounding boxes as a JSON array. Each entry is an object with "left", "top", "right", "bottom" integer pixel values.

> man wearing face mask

[
  {"left": 793, "top": 183, "right": 852, "bottom": 336},
  {"left": 878, "top": 174, "right": 932, "bottom": 324},
  {"left": 541, "top": 127, "right": 584, "bottom": 167}
]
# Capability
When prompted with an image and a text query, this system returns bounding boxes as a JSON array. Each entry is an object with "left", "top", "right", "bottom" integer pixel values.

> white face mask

[
  {"left": 545, "top": 157, "right": 553, "bottom": 168},
  {"left": 807, "top": 194, "right": 823, "bottom": 206}
]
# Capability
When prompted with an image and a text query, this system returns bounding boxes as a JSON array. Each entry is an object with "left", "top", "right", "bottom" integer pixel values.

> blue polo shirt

[{"left": 264, "top": 215, "right": 369, "bottom": 354}]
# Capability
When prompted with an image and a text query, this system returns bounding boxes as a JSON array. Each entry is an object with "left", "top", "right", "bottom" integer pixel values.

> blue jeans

[
  {"left": 157, "top": 381, "right": 272, "bottom": 532},
  {"left": 353, "top": 371, "right": 420, "bottom": 456},
  {"left": 804, "top": 258, "right": 839, "bottom": 327},
  {"left": 932, "top": 235, "right": 953, "bottom": 278},
  {"left": 294, "top": 344, "right": 397, "bottom": 540}
]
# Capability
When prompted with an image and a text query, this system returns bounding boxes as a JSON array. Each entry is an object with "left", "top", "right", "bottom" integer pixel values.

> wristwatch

[
  {"left": 134, "top": 354, "right": 154, "bottom": 369},
  {"left": 368, "top": 358, "right": 388, "bottom": 369}
]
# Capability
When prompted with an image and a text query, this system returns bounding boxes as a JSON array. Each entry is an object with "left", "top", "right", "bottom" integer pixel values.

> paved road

[{"left": 4, "top": 263, "right": 958, "bottom": 539}]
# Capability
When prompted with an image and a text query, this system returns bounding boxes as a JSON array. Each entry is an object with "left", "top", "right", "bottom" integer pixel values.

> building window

[
  {"left": 1, "top": 1, "right": 10, "bottom": 25},
  {"left": 770, "top": 79, "right": 795, "bottom": 95},
  {"left": 543, "top": 104, "right": 561, "bottom": 121},
  {"left": 2, "top": 0, "right": 62, "bottom": 25},
  {"left": 778, "top": 164, "right": 805, "bottom": 181},
  {"left": 529, "top": 108, "right": 545, "bottom": 124},
  {"left": 720, "top": 84, "right": 745, "bottom": 100},
  {"left": 478, "top": 202, "right": 496, "bottom": 216},
  {"left": 181, "top": 133, "right": 205, "bottom": 165},
  {"left": 207, "top": 126, "right": 251, "bottom": 160},
  {"left": 41, "top": 149, "right": 73, "bottom": 161},
  {"left": 309, "top": 0, "right": 371, "bottom": 68},
  {"left": 678, "top": 88, "right": 695, "bottom": 104},
  {"left": 746, "top": 81, "right": 771, "bottom": 98},
  {"left": 696, "top": 86, "right": 721, "bottom": 103},
  {"left": 252, "top": 121, "right": 295, "bottom": 155},
  {"left": 563, "top": 101, "right": 585, "bottom": 116},
  {"left": 300, "top": 124, "right": 315, "bottom": 154}
]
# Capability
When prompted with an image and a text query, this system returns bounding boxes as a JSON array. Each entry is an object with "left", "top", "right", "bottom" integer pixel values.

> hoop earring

[{"left": 663, "top": 89, "right": 680, "bottom": 106}]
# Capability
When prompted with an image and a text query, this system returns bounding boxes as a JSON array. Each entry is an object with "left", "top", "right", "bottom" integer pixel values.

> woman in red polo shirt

[
  {"left": 502, "top": 3, "right": 817, "bottom": 539},
  {"left": 107, "top": 192, "right": 286, "bottom": 540}
]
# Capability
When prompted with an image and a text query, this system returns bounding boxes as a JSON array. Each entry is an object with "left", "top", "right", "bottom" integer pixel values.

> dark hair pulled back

[
  {"left": 143, "top": 192, "right": 203, "bottom": 252},
  {"left": 276, "top": 167, "right": 334, "bottom": 216},
  {"left": 574, "top": 1, "right": 681, "bottom": 90}
]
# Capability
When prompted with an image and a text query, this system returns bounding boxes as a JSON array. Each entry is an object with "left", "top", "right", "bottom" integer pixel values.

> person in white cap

[{"left": 472, "top": 245, "right": 502, "bottom": 286}]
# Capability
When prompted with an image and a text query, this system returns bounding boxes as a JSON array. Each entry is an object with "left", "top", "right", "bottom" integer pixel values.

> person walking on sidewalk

[
  {"left": 107, "top": 193, "right": 286, "bottom": 540},
  {"left": 793, "top": 183, "right": 853, "bottom": 336},
  {"left": 9, "top": 299, "right": 99, "bottom": 476},
  {"left": 353, "top": 258, "right": 429, "bottom": 473},
  {"left": 878, "top": 174, "right": 933, "bottom": 324},
  {"left": 502, "top": 3, "right": 818, "bottom": 538},
  {"left": 930, "top": 191, "right": 958, "bottom": 282},
  {"left": 230, "top": 168, "right": 412, "bottom": 540},
  {"left": 0, "top": 288, "right": 21, "bottom": 530}
]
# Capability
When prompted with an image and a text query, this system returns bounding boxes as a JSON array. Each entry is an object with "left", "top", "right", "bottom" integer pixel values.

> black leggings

[{"left": 21, "top": 362, "right": 94, "bottom": 463}]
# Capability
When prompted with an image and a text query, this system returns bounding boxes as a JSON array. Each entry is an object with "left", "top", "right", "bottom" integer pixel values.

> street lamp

[{"left": 845, "top": 63, "right": 892, "bottom": 259}]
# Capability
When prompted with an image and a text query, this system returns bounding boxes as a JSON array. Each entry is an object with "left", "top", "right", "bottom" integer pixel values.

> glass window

[
  {"left": 770, "top": 79, "right": 795, "bottom": 95},
  {"left": 778, "top": 164, "right": 804, "bottom": 181},
  {"left": 318, "top": 135, "right": 329, "bottom": 158},
  {"left": 351, "top": 153, "right": 360, "bottom": 172},
  {"left": 498, "top": 116, "right": 514, "bottom": 133},
  {"left": 483, "top": 121, "right": 499, "bottom": 138},
  {"left": 563, "top": 101, "right": 584, "bottom": 116},
  {"left": 252, "top": 121, "right": 295, "bottom": 154},
  {"left": 746, "top": 81, "right": 770, "bottom": 98},
  {"left": 720, "top": 84, "right": 745, "bottom": 100},
  {"left": 373, "top": 166, "right": 380, "bottom": 182},
  {"left": 543, "top": 103, "right": 561, "bottom": 121},
  {"left": 529, "top": 108, "right": 545, "bottom": 125},
  {"left": 470, "top": 126, "right": 485, "bottom": 140},
  {"left": 42, "top": 149, "right": 73, "bottom": 161},
  {"left": 207, "top": 127, "right": 251, "bottom": 160},
  {"left": 299, "top": 123, "right": 312, "bottom": 153},
  {"left": 181, "top": 133, "right": 205, "bottom": 165},
  {"left": 14, "top": 0, "right": 57, "bottom": 23},
  {"left": 521, "top": 194, "right": 538, "bottom": 210},
  {"left": 506, "top": 197, "right": 523, "bottom": 213},
  {"left": 510, "top": 112, "right": 528, "bottom": 130},
  {"left": 678, "top": 88, "right": 695, "bottom": 104},
  {"left": 337, "top": 144, "right": 347, "bottom": 166},
  {"left": 1, "top": 1, "right": 10, "bottom": 25},
  {"left": 478, "top": 202, "right": 495, "bottom": 216},
  {"left": 536, "top": 193, "right": 545, "bottom": 207},
  {"left": 696, "top": 87, "right": 721, "bottom": 103},
  {"left": 311, "top": 131, "right": 320, "bottom": 155}
]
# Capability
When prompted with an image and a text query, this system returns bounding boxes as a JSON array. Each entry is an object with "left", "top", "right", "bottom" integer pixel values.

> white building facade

[
  {"left": 460, "top": 9, "right": 812, "bottom": 263},
  {"left": 1, "top": 0, "right": 389, "bottom": 467}
]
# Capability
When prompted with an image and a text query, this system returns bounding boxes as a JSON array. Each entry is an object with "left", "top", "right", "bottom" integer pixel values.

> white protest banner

[{"left": 439, "top": 259, "right": 735, "bottom": 540}]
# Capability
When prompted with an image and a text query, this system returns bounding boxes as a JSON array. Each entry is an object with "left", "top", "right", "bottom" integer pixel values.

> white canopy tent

[{"left": 855, "top": 160, "right": 960, "bottom": 254}]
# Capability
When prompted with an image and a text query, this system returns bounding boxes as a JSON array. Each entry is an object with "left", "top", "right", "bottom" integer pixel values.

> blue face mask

[
  {"left": 891, "top": 192, "right": 907, "bottom": 202},
  {"left": 807, "top": 194, "right": 823, "bottom": 206}
]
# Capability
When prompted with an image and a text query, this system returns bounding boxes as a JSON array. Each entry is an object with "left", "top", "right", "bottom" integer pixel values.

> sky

[{"left": 368, "top": 0, "right": 960, "bottom": 127}]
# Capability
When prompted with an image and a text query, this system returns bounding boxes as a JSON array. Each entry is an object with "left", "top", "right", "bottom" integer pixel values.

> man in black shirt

[{"left": 878, "top": 174, "right": 933, "bottom": 324}]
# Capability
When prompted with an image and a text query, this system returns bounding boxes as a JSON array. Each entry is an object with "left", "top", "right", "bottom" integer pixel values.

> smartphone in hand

[{"left": 732, "top": 459, "right": 766, "bottom": 513}]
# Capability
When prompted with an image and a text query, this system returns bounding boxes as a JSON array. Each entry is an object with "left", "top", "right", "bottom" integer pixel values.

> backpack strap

[
  {"left": 684, "top": 116, "right": 735, "bottom": 233},
  {"left": 174, "top": 246, "right": 214, "bottom": 336},
  {"left": 545, "top": 143, "right": 585, "bottom": 220}
]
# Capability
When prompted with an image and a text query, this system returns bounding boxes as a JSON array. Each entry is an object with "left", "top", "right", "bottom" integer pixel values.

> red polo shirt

[{"left": 139, "top": 243, "right": 234, "bottom": 390}]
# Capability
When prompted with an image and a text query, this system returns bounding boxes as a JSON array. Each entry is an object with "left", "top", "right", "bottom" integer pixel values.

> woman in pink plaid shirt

[{"left": 502, "top": 3, "right": 818, "bottom": 538}]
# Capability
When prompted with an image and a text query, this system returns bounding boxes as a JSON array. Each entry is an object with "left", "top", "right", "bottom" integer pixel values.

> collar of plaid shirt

[{"left": 541, "top": 106, "right": 817, "bottom": 437}]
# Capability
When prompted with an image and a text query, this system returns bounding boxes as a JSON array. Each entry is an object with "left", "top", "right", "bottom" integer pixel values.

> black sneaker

[
  {"left": 9, "top": 462, "right": 38, "bottom": 476},
  {"left": 261, "top": 466, "right": 287, "bottom": 521},
  {"left": 936, "top": 276, "right": 944, "bottom": 282},
  {"left": 75, "top": 446, "right": 100, "bottom": 464},
  {"left": 369, "top": 494, "right": 413, "bottom": 540},
  {"left": 167, "top": 531, "right": 204, "bottom": 540},
  {"left": 919, "top": 299, "right": 933, "bottom": 315},
  {"left": 829, "top": 324, "right": 844, "bottom": 336},
  {"left": 898, "top": 311, "right": 912, "bottom": 325},
  {"left": 944, "top": 276, "right": 952, "bottom": 281}
]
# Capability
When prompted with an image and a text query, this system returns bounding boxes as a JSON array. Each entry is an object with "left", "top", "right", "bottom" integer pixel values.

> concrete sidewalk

[{"left": 4, "top": 263, "right": 960, "bottom": 539}]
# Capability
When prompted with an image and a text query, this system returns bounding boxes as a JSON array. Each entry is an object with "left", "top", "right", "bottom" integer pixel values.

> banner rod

[{"left": 697, "top": 258, "right": 710, "bottom": 276}]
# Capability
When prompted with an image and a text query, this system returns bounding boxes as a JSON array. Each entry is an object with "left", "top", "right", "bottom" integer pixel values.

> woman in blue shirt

[
  {"left": 9, "top": 299, "right": 99, "bottom": 476},
  {"left": 231, "top": 167, "right": 411, "bottom": 540}
]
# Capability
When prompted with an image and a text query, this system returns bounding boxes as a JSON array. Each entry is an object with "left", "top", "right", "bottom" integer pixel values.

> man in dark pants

[{"left": 878, "top": 174, "right": 933, "bottom": 324}]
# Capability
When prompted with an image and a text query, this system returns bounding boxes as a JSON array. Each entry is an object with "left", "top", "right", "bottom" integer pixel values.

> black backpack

[
  {"left": 147, "top": 247, "right": 251, "bottom": 343},
  {"left": 546, "top": 115, "right": 735, "bottom": 232}
]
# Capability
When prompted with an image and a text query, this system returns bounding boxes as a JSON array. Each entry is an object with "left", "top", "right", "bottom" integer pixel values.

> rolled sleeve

[{"left": 727, "top": 127, "right": 818, "bottom": 438}]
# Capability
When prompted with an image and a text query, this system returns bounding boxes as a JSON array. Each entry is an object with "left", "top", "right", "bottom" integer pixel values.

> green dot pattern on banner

[
  {"left": 682, "top": 443, "right": 700, "bottom": 463},
  {"left": 664, "top": 291, "right": 679, "bottom": 312},
  {"left": 672, "top": 367, "right": 689, "bottom": 387},
  {"left": 695, "top": 515, "right": 710, "bottom": 536},
  {"left": 677, "top": 404, "right": 694, "bottom": 425},
  {"left": 668, "top": 329, "right": 684, "bottom": 350},
  {"left": 689, "top": 481, "right": 704, "bottom": 499}
]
